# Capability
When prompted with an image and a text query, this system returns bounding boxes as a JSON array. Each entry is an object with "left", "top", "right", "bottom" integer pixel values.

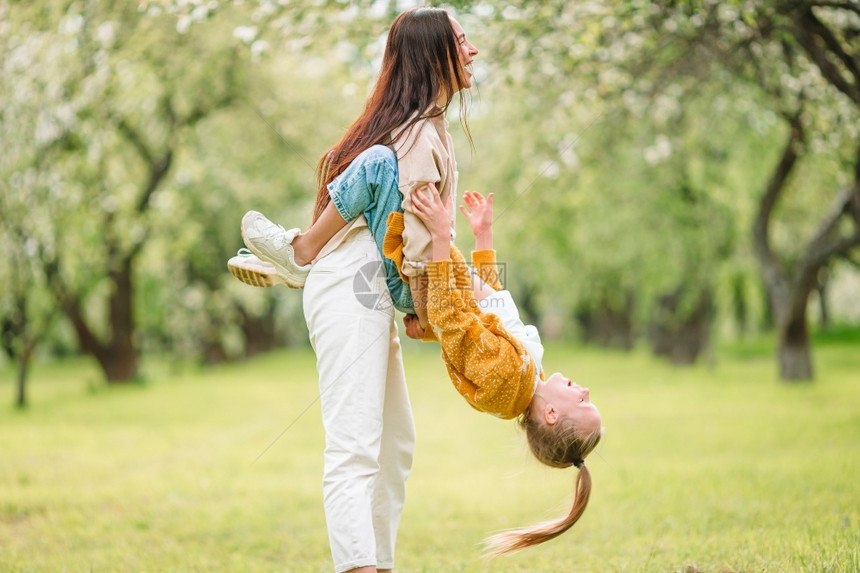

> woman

[
  {"left": 230, "top": 7, "right": 478, "bottom": 573},
  {"left": 238, "top": 6, "right": 477, "bottom": 333}
]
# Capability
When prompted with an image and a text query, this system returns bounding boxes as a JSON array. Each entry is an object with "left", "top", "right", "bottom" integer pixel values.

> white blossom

[
  {"left": 539, "top": 160, "right": 560, "bottom": 179},
  {"left": 176, "top": 15, "right": 191, "bottom": 34},
  {"left": 250, "top": 39, "right": 268, "bottom": 60},
  {"left": 96, "top": 22, "right": 115, "bottom": 47},
  {"left": 643, "top": 135, "right": 673, "bottom": 165},
  {"left": 233, "top": 25, "right": 257, "bottom": 44},
  {"left": 60, "top": 13, "right": 83, "bottom": 36}
]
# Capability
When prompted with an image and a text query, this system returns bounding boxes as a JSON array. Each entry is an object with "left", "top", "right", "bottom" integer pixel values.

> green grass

[{"left": 1, "top": 339, "right": 859, "bottom": 572}]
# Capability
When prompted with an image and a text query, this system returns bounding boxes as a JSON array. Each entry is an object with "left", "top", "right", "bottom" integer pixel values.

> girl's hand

[
  {"left": 403, "top": 313, "right": 425, "bottom": 339},
  {"left": 411, "top": 183, "right": 451, "bottom": 242},
  {"left": 459, "top": 191, "right": 494, "bottom": 239}
]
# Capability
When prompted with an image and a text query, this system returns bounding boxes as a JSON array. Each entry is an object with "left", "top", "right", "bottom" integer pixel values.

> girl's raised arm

[{"left": 459, "top": 190, "right": 494, "bottom": 251}]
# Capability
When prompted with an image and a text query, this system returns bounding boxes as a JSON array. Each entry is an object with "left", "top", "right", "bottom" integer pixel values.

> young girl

[{"left": 410, "top": 186, "right": 604, "bottom": 556}]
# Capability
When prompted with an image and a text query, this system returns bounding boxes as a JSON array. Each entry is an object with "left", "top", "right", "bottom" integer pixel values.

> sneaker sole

[
  {"left": 240, "top": 212, "right": 309, "bottom": 289},
  {"left": 227, "top": 258, "right": 288, "bottom": 288}
]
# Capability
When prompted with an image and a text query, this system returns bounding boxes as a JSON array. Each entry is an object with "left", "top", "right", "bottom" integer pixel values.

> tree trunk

[
  {"left": 730, "top": 274, "right": 749, "bottom": 338},
  {"left": 649, "top": 287, "right": 713, "bottom": 365},
  {"left": 15, "top": 343, "right": 32, "bottom": 409},
  {"left": 2, "top": 294, "right": 35, "bottom": 407},
  {"left": 102, "top": 257, "right": 139, "bottom": 382},
  {"left": 96, "top": 345, "right": 139, "bottom": 383},
  {"left": 45, "top": 254, "right": 140, "bottom": 384},
  {"left": 575, "top": 291, "right": 635, "bottom": 350},
  {"left": 778, "top": 313, "right": 813, "bottom": 381},
  {"left": 237, "top": 303, "right": 280, "bottom": 358},
  {"left": 815, "top": 267, "right": 830, "bottom": 330},
  {"left": 202, "top": 339, "right": 228, "bottom": 366},
  {"left": 751, "top": 113, "right": 814, "bottom": 382}
]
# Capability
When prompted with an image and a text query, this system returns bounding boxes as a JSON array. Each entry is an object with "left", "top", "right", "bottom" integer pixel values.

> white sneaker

[
  {"left": 227, "top": 249, "right": 287, "bottom": 288},
  {"left": 240, "top": 210, "right": 311, "bottom": 289}
]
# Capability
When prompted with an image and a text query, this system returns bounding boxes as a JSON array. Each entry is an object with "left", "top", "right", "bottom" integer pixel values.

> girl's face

[
  {"left": 536, "top": 373, "right": 602, "bottom": 434},
  {"left": 448, "top": 15, "right": 478, "bottom": 89}
]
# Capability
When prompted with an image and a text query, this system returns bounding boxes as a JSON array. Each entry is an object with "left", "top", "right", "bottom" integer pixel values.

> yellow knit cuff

[
  {"left": 382, "top": 211, "right": 408, "bottom": 282},
  {"left": 471, "top": 249, "right": 496, "bottom": 266},
  {"left": 471, "top": 249, "right": 502, "bottom": 290}
]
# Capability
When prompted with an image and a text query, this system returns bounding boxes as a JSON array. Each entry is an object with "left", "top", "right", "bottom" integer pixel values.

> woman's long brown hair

[{"left": 312, "top": 6, "right": 470, "bottom": 222}]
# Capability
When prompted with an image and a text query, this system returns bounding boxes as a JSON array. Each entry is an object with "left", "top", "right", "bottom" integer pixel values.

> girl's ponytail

[
  {"left": 483, "top": 413, "right": 602, "bottom": 558},
  {"left": 482, "top": 462, "right": 593, "bottom": 558}
]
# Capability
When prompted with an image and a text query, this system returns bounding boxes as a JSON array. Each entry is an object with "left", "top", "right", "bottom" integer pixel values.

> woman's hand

[{"left": 459, "top": 191, "right": 493, "bottom": 239}]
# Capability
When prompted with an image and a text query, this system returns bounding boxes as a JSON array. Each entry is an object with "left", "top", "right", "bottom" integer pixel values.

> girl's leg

[
  {"left": 294, "top": 145, "right": 401, "bottom": 266},
  {"left": 235, "top": 145, "right": 410, "bottom": 306},
  {"left": 324, "top": 145, "right": 412, "bottom": 312}
]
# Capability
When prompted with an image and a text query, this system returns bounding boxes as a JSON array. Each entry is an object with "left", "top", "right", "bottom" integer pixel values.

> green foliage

[
  {"left": 1, "top": 343, "right": 858, "bottom": 570},
  {"left": 1, "top": 0, "right": 858, "bottom": 380},
  {"left": 456, "top": 0, "right": 860, "bottom": 371},
  {"left": 0, "top": 0, "right": 371, "bottom": 370}
]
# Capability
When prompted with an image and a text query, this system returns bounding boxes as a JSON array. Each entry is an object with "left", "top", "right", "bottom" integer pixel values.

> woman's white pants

[{"left": 303, "top": 227, "right": 415, "bottom": 572}]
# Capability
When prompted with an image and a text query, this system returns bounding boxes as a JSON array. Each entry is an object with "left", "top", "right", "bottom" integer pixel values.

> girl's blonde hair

[{"left": 483, "top": 410, "right": 602, "bottom": 558}]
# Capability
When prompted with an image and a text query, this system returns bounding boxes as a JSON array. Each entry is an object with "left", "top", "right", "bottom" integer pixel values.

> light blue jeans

[{"left": 327, "top": 145, "right": 413, "bottom": 314}]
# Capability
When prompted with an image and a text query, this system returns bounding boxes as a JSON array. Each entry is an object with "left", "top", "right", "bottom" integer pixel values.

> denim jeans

[{"left": 328, "top": 145, "right": 414, "bottom": 313}]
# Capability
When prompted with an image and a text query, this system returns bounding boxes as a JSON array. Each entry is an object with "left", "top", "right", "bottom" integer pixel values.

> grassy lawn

[{"left": 1, "top": 337, "right": 858, "bottom": 572}]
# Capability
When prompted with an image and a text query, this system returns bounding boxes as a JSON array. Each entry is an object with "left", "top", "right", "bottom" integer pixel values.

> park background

[{"left": 1, "top": 0, "right": 858, "bottom": 571}]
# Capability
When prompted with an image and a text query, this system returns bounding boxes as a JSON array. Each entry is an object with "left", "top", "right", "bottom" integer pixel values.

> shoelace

[
  {"left": 264, "top": 223, "right": 290, "bottom": 249},
  {"left": 236, "top": 248, "right": 254, "bottom": 256}
]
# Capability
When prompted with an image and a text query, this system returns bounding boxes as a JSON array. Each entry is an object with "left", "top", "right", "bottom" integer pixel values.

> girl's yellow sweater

[
  {"left": 425, "top": 247, "right": 536, "bottom": 420},
  {"left": 385, "top": 210, "right": 537, "bottom": 419}
]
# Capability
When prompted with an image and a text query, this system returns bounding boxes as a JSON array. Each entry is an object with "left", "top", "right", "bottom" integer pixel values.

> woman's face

[{"left": 448, "top": 15, "right": 478, "bottom": 89}]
